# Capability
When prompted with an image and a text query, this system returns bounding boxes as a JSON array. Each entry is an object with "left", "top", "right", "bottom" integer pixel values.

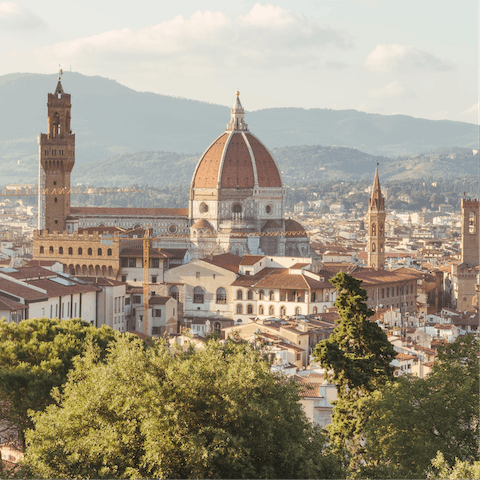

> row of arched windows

[
  {"left": 236, "top": 289, "right": 275, "bottom": 301},
  {"left": 39, "top": 246, "right": 112, "bottom": 256}
]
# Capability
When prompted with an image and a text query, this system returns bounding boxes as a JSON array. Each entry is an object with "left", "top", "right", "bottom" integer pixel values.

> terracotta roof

[
  {"left": 161, "top": 249, "right": 188, "bottom": 259},
  {"left": 1, "top": 266, "right": 57, "bottom": 281},
  {"left": 231, "top": 268, "right": 277, "bottom": 287},
  {"left": 27, "top": 278, "right": 100, "bottom": 297},
  {"left": 290, "top": 263, "right": 309, "bottom": 269},
  {"left": 395, "top": 353, "right": 416, "bottom": 361},
  {"left": 70, "top": 207, "right": 188, "bottom": 217},
  {"left": 285, "top": 219, "right": 307, "bottom": 236},
  {"left": 240, "top": 255, "right": 265, "bottom": 266},
  {"left": 26, "top": 259, "right": 60, "bottom": 267},
  {"left": 191, "top": 219, "right": 214, "bottom": 229},
  {"left": 262, "top": 220, "right": 281, "bottom": 230},
  {"left": 0, "top": 296, "right": 27, "bottom": 311},
  {"left": 192, "top": 131, "right": 282, "bottom": 189},
  {"left": 297, "top": 382, "right": 322, "bottom": 398},
  {"left": 202, "top": 253, "right": 242, "bottom": 273},
  {"left": 149, "top": 296, "right": 171, "bottom": 305},
  {"left": 352, "top": 268, "right": 418, "bottom": 285},
  {"left": 0, "top": 277, "right": 48, "bottom": 302},
  {"left": 77, "top": 277, "right": 126, "bottom": 287},
  {"left": 120, "top": 247, "right": 174, "bottom": 258}
]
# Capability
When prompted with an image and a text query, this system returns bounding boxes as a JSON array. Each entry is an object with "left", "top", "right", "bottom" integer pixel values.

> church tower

[
  {"left": 367, "top": 166, "right": 386, "bottom": 269},
  {"left": 461, "top": 198, "right": 479, "bottom": 267},
  {"left": 37, "top": 71, "right": 75, "bottom": 231}
]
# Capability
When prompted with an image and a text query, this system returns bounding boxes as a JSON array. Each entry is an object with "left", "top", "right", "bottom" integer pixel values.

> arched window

[
  {"left": 269, "top": 305, "right": 274, "bottom": 315},
  {"left": 216, "top": 287, "right": 227, "bottom": 304},
  {"left": 98, "top": 248, "right": 102, "bottom": 256},
  {"left": 39, "top": 246, "right": 44, "bottom": 254},
  {"left": 247, "top": 290, "right": 254, "bottom": 300},
  {"left": 247, "top": 304, "right": 254, "bottom": 314},
  {"left": 49, "top": 246, "right": 54, "bottom": 253},
  {"left": 372, "top": 242, "right": 376, "bottom": 252},
  {"left": 280, "top": 306, "right": 286, "bottom": 316},
  {"left": 469, "top": 211, "right": 477, "bottom": 234},
  {"left": 236, "top": 304, "right": 243, "bottom": 314},
  {"left": 313, "top": 306, "right": 318, "bottom": 314},
  {"left": 169, "top": 285, "right": 179, "bottom": 300},
  {"left": 372, "top": 223, "right": 376, "bottom": 236},
  {"left": 78, "top": 247, "right": 83, "bottom": 255},
  {"left": 259, "top": 305, "right": 264, "bottom": 315},
  {"left": 88, "top": 248, "right": 93, "bottom": 255},
  {"left": 107, "top": 248, "right": 112, "bottom": 256},
  {"left": 259, "top": 290, "right": 265, "bottom": 300},
  {"left": 58, "top": 247, "right": 63, "bottom": 254},
  {"left": 311, "top": 292, "right": 316, "bottom": 302},
  {"left": 68, "top": 247, "right": 73, "bottom": 255},
  {"left": 295, "top": 307, "right": 301, "bottom": 315},
  {"left": 214, "top": 322, "right": 221, "bottom": 333},
  {"left": 236, "top": 290, "right": 243, "bottom": 300},
  {"left": 325, "top": 292, "right": 329, "bottom": 302},
  {"left": 269, "top": 291, "right": 274, "bottom": 301},
  {"left": 193, "top": 286, "right": 204, "bottom": 304}
]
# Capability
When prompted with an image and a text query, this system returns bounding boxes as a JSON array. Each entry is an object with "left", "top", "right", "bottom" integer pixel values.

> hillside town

[{"left": 0, "top": 77, "right": 477, "bottom": 448}]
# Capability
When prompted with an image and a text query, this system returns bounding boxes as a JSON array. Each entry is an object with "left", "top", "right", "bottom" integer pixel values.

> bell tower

[
  {"left": 367, "top": 165, "right": 386, "bottom": 269},
  {"left": 461, "top": 198, "right": 479, "bottom": 267},
  {"left": 37, "top": 70, "right": 75, "bottom": 231}
]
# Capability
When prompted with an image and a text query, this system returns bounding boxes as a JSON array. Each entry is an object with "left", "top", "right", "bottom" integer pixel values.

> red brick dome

[{"left": 192, "top": 94, "right": 282, "bottom": 190}]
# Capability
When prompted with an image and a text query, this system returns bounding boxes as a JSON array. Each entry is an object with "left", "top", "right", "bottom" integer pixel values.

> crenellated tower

[
  {"left": 37, "top": 71, "right": 75, "bottom": 231},
  {"left": 461, "top": 198, "right": 479, "bottom": 267},
  {"left": 367, "top": 166, "right": 386, "bottom": 269}
]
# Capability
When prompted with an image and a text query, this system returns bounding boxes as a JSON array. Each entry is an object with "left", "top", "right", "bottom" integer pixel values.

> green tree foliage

[
  {"left": 360, "top": 334, "right": 479, "bottom": 479},
  {"left": 312, "top": 272, "right": 396, "bottom": 462},
  {"left": 427, "top": 451, "right": 480, "bottom": 480},
  {"left": 0, "top": 318, "right": 118, "bottom": 448},
  {"left": 24, "top": 337, "right": 342, "bottom": 479}
]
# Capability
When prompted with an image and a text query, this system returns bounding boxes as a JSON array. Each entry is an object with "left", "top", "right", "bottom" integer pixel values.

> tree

[
  {"left": 312, "top": 272, "right": 396, "bottom": 461},
  {"left": 24, "top": 337, "right": 343, "bottom": 479},
  {"left": 427, "top": 451, "right": 480, "bottom": 480},
  {"left": 0, "top": 318, "right": 118, "bottom": 449},
  {"left": 360, "top": 334, "right": 479, "bottom": 479}
]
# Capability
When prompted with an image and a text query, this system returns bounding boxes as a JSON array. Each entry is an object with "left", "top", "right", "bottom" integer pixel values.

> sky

[{"left": 1, "top": 0, "right": 478, "bottom": 123}]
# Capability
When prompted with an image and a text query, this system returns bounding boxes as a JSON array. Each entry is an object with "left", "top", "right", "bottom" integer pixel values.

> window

[
  {"left": 381, "top": 288, "right": 384, "bottom": 298},
  {"left": 88, "top": 248, "right": 92, "bottom": 255},
  {"left": 152, "top": 326, "right": 161, "bottom": 335},
  {"left": 214, "top": 322, "right": 221, "bottom": 333},
  {"left": 68, "top": 247, "right": 73, "bottom": 255},
  {"left": 78, "top": 247, "right": 83, "bottom": 255},
  {"left": 311, "top": 292, "right": 316, "bottom": 302},
  {"left": 170, "top": 286, "right": 179, "bottom": 300},
  {"left": 58, "top": 246, "right": 63, "bottom": 254},
  {"left": 386, "top": 287, "right": 390, "bottom": 297},
  {"left": 280, "top": 306, "right": 286, "bottom": 316},
  {"left": 232, "top": 204, "right": 242, "bottom": 213},
  {"left": 269, "top": 291, "right": 274, "bottom": 301},
  {"left": 98, "top": 248, "right": 102, "bottom": 256},
  {"left": 49, "top": 246, "right": 54, "bottom": 253},
  {"left": 245, "top": 271, "right": 251, "bottom": 276},
  {"left": 133, "top": 295, "right": 141, "bottom": 304},
  {"left": 40, "top": 246, "right": 44, "bottom": 254},
  {"left": 125, "top": 298, "right": 130, "bottom": 305},
  {"left": 216, "top": 287, "right": 227, "bottom": 304},
  {"left": 313, "top": 306, "right": 318, "bottom": 314},
  {"left": 295, "top": 307, "right": 301, "bottom": 315},
  {"left": 151, "top": 276, "right": 157, "bottom": 284},
  {"left": 193, "top": 286, "right": 204, "bottom": 304},
  {"left": 236, "top": 290, "right": 243, "bottom": 300},
  {"left": 247, "top": 304, "right": 254, "bottom": 314},
  {"left": 236, "top": 304, "right": 243, "bottom": 314},
  {"left": 325, "top": 292, "right": 329, "bottom": 302},
  {"left": 259, "top": 305, "right": 264, "bottom": 315},
  {"left": 54, "top": 197, "right": 57, "bottom": 203},
  {"left": 128, "top": 258, "right": 136, "bottom": 267},
  {"left": 196, "top": 272, "right": 200, "bottom": 279},
  {"left": 153, "top": 309, "right": 162, "bottom": 317},
  {"left": 151, "top": 258, "right": 159, "bottom": 268},
  {"left": 247, "top": 290, "right": 253, "bottom": 300},
  {"left": 107, "top": 248, "right": 112, "bottom": 256},
  {"left": 269, "top": 305, "right": 274, "bottom": 315},
  {"left": 259, "top": 290, "right": 265, "bottom": 300}
]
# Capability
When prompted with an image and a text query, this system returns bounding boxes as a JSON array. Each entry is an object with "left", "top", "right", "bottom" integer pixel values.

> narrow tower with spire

[
  {"left": 367, "top": 165, "right": 386, "bottom": 269},
  {"left": 37, "top": 69, "right": 75, "bottom": 231}
]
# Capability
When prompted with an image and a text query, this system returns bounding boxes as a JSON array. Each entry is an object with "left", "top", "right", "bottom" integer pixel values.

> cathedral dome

[
  {"left": 285, "top": 219, "right": 307, "bottom": 237},
  {"left": 192, "top": 93, "right": 282, "bottom": 190}
]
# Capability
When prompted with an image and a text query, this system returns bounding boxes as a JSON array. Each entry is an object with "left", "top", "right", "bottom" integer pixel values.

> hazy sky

[{"left": 1, "top": 0, "right": 477, "bottom": 123}]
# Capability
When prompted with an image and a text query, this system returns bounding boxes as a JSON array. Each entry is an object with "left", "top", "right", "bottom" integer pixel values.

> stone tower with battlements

[
  {"left": 367, "top": 167, "right": 386, "bottom": 270},
  {"left": 461, "top": 198, "right": 479, "bottom": 267},
  {"left": 37, "top": 73, "right": 75, "bottom": 232}
]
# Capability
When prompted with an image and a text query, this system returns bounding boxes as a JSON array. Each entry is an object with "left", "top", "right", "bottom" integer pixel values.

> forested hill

[{"left": 0, "top": 72, "right": 477, "bottom": 169}]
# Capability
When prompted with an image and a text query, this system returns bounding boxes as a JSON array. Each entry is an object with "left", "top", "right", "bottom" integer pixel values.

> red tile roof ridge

[
  {"left": 71, "top": 206, "right": 188, "bottom": 217},
  {"left": 240, "top": 255, "right": 266, "bottom": 266}
]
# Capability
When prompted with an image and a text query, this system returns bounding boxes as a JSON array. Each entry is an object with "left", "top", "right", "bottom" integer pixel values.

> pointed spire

[
  {"left": 226, "top": 91, "right": 248, "bottom": 131},
  {"left": 369, "top": 164, "right": 385, "bottom": 211},
  {"left": 54, "top": 65, "right": 64, "bottom": 95}
]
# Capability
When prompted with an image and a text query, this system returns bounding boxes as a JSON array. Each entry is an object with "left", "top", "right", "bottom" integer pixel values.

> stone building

[
  {"left": 367, "top": 166, "right": 386, "bottom": 269},
  {"left": 33, "top": 80, "right": 313, "bottom": 274}
]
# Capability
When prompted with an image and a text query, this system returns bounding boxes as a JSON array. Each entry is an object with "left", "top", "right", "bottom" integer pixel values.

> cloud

[
  {"left": 352, "top": 0, "right": 383, "bottom": 7},
  {"left": 33, "top": 4, "right": 351, "bottom": 71},
  {"left": 364, "top": 44, "right": 454, "bottom": 72},
  {"left": 325, "top": 60, "right": 347, "bottom": 70},
  {"left": 460, "top": 102, "right": 479, "bottom": 123},
  {"left": 368, "top": 81, "right": 416, "bottom": 99},
  {"left": 0, "top": 2, "right": 47, "bottom": 33}
]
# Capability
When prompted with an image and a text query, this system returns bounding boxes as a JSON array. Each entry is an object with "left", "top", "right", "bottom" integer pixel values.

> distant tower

[
  {"left": 37, "top": 71, "right": 75, "bottom": 231},
  {"left": 367, "top": 166, "right": 385, "bottom": 269},
  {"left": 461, "top": 198, "right": 479, "bottom": 267}
]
